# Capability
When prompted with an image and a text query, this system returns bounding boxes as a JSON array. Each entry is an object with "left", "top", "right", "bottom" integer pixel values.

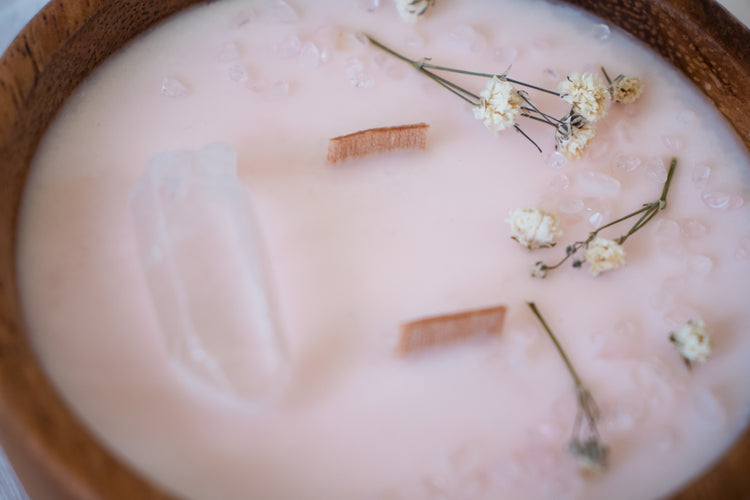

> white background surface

[{"left": 0, "top": 0, "right": 748, "bottom": 498}]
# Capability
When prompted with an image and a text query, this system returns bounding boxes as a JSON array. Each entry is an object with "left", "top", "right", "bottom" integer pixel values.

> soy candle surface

[{"left": 16, "top": 0, "right": 750, "bottom": 499}]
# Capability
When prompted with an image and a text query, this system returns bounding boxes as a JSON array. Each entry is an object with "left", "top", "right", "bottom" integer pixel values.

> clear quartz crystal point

[{"left": 129, "top": 143, "right": 289, "bottom": 409}]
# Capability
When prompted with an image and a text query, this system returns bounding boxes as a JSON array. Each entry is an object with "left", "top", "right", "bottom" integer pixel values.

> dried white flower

[
  {"left": 395, "top": 0, "right": 434, "bottom": 23},
  {"left": 555, "top": 111, "right": 596, "bottom": 160},
  {"left": 669, "top": 319, "right": 711, "bottom": 366},
  {"left": 611, "top": 75, "right": 643, "bottom": 104},
  {"left": 531, "top": 261, "right": 548, "bottom": 279},
  {"left": 473, "top": 77, "right": 524, "bottom": 132},
  {"left": 584, "top": 237, "right": 625, "bottom": 276},
  {"left": 558, "top": 72, "right": 611, "bottom": 122},
  {"left": 507, "top": 208, "right": 562, "bottom": 249}
]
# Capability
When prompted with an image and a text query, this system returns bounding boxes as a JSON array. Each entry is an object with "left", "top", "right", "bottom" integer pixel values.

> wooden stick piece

[
  {"left": 397, "top": 304, "right": 507, "bottom": 356},
  {"left": 327, "top": 122, "right": 429, "bottom": 164}
]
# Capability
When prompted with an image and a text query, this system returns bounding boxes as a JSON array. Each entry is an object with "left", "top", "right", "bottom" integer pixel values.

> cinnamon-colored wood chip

[
  {"left": 397, "top": 304, "right": 507, "bottom": 356},
  {"left": 327, "top": 122, "right": 429, "bottom": 164}
]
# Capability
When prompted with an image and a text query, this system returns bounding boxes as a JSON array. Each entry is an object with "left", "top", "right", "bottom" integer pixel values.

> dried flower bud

[
  {"left": 531, "top": 261, "right": 548, "bottom": 279},
  {"left": 395, "top": 0, "right": 434, "bottom": 23},
  {"left": 558, "top": 72, "right": 611, "bottom": 122},
  {"left": 669, "top": 319, "right": 712, "bottom": 366},
  {"left": 473, "top": 77, "right": 524, "bottom": 132},
  {"left": 567, "top": 438, "right": 608, "bottom": 475},
  {"left": 507, "top": 208, "right": 562, "bottom": 249},
  {"left": 555, "top": 111, "right": 596, "bottom": 160},
  {"left": 611, "top": 74, "right": 643, "bottom": 104},
  {"left": 583, "top": 237, "right": 626, "bottom": 276}
]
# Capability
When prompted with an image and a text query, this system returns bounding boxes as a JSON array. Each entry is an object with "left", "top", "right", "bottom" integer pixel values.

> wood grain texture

[
  {"left": 327, "top": 123, "right": 429, "bottom": 164},
  {"left": 397, "top": 304, "right": 507, "bottom": 356},
  {"left": 0, "top": 0, "right": 748, "bottom": 499},
  {"left": 0, "top": 1, "right": 203, "bottom": 499}
]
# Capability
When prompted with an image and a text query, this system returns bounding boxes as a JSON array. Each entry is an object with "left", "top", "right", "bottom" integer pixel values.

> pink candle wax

[{"left": 16, "top": 0, "right": 750, "bottom": 499}]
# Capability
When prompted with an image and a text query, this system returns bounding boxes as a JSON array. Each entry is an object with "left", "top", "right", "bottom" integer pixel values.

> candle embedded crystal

[{"left": 129, "top": 143, "right": 289, "bottom": 408}]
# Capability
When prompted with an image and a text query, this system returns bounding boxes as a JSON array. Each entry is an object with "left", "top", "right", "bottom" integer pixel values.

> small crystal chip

[
  {"left": 448, "top": 24, "right": 487, "bottom": 52},
  {"left": 228, "top": 64, "right": 249, "bottom": 83},
  {"left": 268, "top": 0, "right": 298, "bottom": 23},
  {"left": 160, "top": 77, "right": 188, "bottom": 98},
  {"left": 691, "top": 164, "right": 711, "bottom": 187},
  {"left": 547, "top": 173, "right": 570, "bottom": 192},
  {"left": 345, "top": 57, "right": 374, "bottom": 88},
  {"left": 701, "top": 191, "right": 731, "bottom": 210},
  {"left": 613, "top": 154, "right": 641, "bottom": 173},
  {"left": 645, "top": 157, "right": 668, "bottom": 183},
  {"left": 687, "top": 254, "right": 713, "bottom": 276},
  {"left": 558, "top": 198, "right": 584, "bottom": 214},
  {"left": 680, "top": 218, "right": 708, "bottom": 238},
  {"left": 653, "top": 219, "right": 680, "bottom": 240},
  {"left": 275, "top": 34, "right": 302, "bottom": 59},
  {"left": 577, "top": 171, "right": 621, "bottom": 196},
  {"left": 592, "top": 23, "right": 611, "bottom": 41},
  {"left": 546, "top": 151, "right": 567, "bottom": 169},
  {"left": 661, "top": 135, "right": 684, "bottom": 151},
  {"left": 129, "top": 143, "right": 289, "bottom": 408},
  {"left": 298, "top": 41, "right": 320, "bottom": 69},
  {"left": 356, "top": 0, "right": 380, "bottom": 12}
]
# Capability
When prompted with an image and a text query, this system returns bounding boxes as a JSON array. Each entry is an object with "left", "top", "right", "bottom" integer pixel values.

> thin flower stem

[
  {"left": 619, "top": 158, "right": 676, "bottom": 242},
  {"left": 519, "top": 94, "right": 557, "bottom": 126},
  {"left": 514, "top": 125, "right": 542, "bottom": 153},
  {"left": 366, "top": 35, "right": 481, "bottom": 105},
  {"left": 420, "top": 63, "right": 561, "bottom": 96},
  {"left": 421, "top": 69, "right": 479, "bottom": 105},
  {"left": 593, "top": 204, "right": 652, "bottom": 234},
  {"left": 527, "top": 302, "right": 584, "bottom": 387},
  {"left": 364, "top": 35, "right": 413, "bottom": 64},
  {"left": 522, "top": 107, "right": 564, "bottom": 124},
  {"left": 619, "top": 206, "right": 657, "bottom": 244},
  {"left": 660, "top": 158, "right": 677, "bottom": 205},
  {"left": 421, "top": 68, "right": 480, "bottom": 102},
  {"left": 601, "top": 66, "right": 613, "bottom": 85},
  {"left": 521, "top": 113, "right": 558, "bottom": 126},
  {"left": 364, "top": 34, "right": 560, "bottom": 97}
]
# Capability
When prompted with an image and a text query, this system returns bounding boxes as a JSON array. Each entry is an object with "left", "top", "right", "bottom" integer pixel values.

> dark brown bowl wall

[{"left": 0, "top": 1, "right": 749, "bottom": 499}]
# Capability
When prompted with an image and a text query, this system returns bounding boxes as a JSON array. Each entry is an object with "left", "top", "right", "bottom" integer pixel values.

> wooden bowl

[{"left": 0, "top": 1, "right": 748, "bottom": 498}]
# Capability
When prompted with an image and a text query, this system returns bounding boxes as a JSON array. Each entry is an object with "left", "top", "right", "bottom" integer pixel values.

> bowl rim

[{"left": 0, "top": 0, "right": 749, "bottom": 499}]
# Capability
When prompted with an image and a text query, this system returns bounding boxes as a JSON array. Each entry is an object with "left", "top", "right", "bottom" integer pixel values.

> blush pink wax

[{"left": 16, "top": 0, "right": 750, "bottom": 499}]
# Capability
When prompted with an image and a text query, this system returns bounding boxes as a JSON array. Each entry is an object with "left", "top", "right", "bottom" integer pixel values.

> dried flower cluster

[
  {"left": 364, "top": 35, "right": 643, "bottom": 158},
  {"left": 670, "top": 319, "right": 712, "bottom": 368},
  {"left": 507, "top": 208, "right": 562, "bottom": 249},
  {"left": 473, "top": 77, "right": 525, "bottom": 132},
  {"left": 527, "top": 158, "right": 676, "bottom": 278},
  {"left": 558, "top": 72, "right": 611, "bottom": 123},
  {"left": 583, "top": 237, "right": 626, "bottom": 276},
  {"left": 611, "top": 74, "right": 643, "bottom": 103},
  {"left": 554, "top": 110, "right": 597, "bottom": 160},
  {"left": 395, "top": 0, "right": 434, "bottom": 23}
]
